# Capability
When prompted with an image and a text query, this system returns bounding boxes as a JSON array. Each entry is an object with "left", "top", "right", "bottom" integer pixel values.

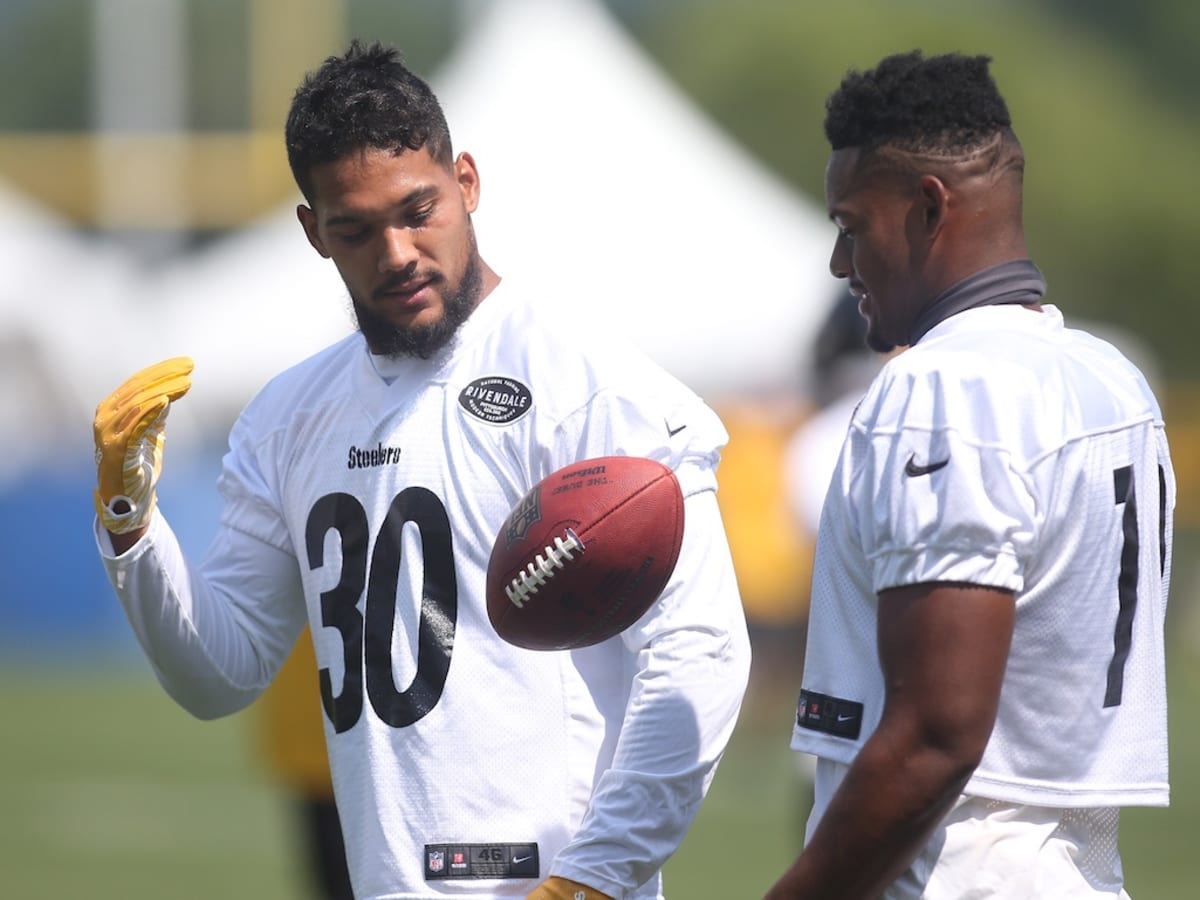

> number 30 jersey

[
  {"left": 794, "top": 304, "right": 1173, "bottom": 808},
  {"left": 98, "top": 279, "right": 750, "bottom": 900}
]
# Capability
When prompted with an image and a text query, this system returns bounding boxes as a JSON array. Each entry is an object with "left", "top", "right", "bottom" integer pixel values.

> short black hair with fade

[
  {"left": 285, "top": 39, "right": 454, "bottom": 203},
  {"left": 824, "top": 50, "right": 1013, "bottom": 157}
]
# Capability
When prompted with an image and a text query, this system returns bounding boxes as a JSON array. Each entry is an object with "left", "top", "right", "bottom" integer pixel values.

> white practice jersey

[
  {"left": 99, "top": 279, "right": 751, "bottom": 900},
  {"left": 793, "top": 304, "right": 1173, "bottom": 809}
]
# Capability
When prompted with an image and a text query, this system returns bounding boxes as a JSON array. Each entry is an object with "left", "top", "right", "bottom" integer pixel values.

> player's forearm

[
  {"left": 764, "top": 733, "right": 975, "bottom": 899},
  {"left": 98, "top": 514, "right": 297, "bottom": 719},
  {"left": 558, "top": 618, "right": 749, "bottom": 894}
]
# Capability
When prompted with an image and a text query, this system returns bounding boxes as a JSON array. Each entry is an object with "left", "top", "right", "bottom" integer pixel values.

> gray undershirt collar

[{"left": 908, "top": 258, "right": 1047, "bottom": 345}]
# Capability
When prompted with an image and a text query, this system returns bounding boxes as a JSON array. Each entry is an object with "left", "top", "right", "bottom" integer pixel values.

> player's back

[
  {"left": 898, "top": 304, "right": 1173, "bottom": 805},
  {"left": 798, "top": 304, "right": 1173, "bottom": 808},
  {"left": 892, "top": 305, "right": 1173, "bottom": 900}
]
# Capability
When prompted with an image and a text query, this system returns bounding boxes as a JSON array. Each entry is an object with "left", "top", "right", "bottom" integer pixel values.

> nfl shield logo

[
  {"left": 504, "top": 489, "right": 542, "bottom": 545},
  {"left": 428, "top": 850, "right": 444, "bottom": 873}
]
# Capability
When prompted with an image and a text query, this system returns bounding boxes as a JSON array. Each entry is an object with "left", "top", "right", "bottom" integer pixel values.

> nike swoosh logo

[
  {"left": 666, "top": 420, "right": 687, "bottom": 437},
  {"left": 512, "top": 855, "right": 533, "bottom": 864},
  {"left": 836, "top": 713, "right": 857, "bottom": 722},
  {"left": 904, "top": 453, "right": 949, "bottom": 477}
]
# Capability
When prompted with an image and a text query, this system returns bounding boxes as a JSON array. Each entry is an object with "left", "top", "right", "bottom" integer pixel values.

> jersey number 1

[
  {"left": 306, "top": 489, "right": 457, "bottom": 733},
  {"left": 1107, "top": 464, "right": 1166, "bottom": 708}
]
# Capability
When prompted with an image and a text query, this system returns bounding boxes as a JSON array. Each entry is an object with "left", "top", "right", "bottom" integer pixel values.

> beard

[{"left": 350, "top": 247, "right": 483, "bottom": 361}]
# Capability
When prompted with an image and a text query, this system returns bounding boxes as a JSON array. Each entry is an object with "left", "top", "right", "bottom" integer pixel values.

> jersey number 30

[{"left": 305, "top": 489, "right": 457, "bottom": 733}]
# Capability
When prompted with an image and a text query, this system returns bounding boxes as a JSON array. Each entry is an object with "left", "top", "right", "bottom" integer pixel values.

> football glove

[
  {"left": 526, "top": 876, "right": 614, "bottom": 900},
  {"left": 93, "top": 356, "right": 194, "bottom": 534}
]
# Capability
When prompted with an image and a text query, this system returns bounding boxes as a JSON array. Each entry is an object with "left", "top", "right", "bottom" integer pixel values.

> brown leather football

[{"left": 486, "top": 456, "right": 685, "bottom": 651}]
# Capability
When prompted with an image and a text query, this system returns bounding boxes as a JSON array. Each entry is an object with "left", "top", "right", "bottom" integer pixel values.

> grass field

[{"left": 2, "top": 627, "right": 1198, "bottom": 899}]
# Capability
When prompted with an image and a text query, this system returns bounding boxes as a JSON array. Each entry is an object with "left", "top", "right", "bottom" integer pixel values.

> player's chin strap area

[{"left": 908, "top": 258, "right": 1046, "bottom": 346}]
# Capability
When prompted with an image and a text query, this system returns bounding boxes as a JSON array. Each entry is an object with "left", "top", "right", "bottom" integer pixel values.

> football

[{"left": 485, "top": 456, "right": 685, "bottom": 651}]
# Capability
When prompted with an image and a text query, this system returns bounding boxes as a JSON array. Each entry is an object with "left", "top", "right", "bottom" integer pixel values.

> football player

[
  {"left": 92, "top": 40, "right": 750, "bottom": 900},
  {"left": 765, "top": 51, "right": 1174, "bottom": 899}
]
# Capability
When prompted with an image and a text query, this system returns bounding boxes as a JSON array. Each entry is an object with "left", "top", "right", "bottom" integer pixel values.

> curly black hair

[
  {"left": 285, "top": 39, "right": 453, "bottom": 202},
  {"left": 824, "top": 50, "right": 1013, "bottom": 156}
]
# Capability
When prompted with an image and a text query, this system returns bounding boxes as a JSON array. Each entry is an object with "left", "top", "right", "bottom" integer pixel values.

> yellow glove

[
  {"left": 93, "top": 356, "right": 194, "bottom": 534},
  {"left": 526, "top": 876, "right": 614, "bottom": 900}
]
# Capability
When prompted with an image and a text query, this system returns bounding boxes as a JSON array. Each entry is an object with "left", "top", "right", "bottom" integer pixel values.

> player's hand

[
  {"left": 526, "top": 875, "right": 614, "bottom": 900},
  {"left": 93, "top": 356, "right": 194, "bottom": 534}
]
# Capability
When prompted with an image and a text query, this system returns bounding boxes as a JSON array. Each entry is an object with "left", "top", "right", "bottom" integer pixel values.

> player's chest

[{"left": 273, "top": 389, "right": 532, "bottom": 559}]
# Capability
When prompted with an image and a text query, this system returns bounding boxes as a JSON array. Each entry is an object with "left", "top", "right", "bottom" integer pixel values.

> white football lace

[{"left": 505, "top": 528, "right": 585, "bottom": 608}]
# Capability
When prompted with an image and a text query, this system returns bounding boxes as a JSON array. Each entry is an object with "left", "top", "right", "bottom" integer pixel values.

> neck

[{"left": 908, "top": 259, "right": 1046, "bottom": 344}]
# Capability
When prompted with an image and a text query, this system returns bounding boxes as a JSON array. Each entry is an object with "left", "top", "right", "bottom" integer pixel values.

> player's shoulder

[
  {"left": 901, "top": 305, "right": 1052, "bottom": 370},
  {"left": 475, "top": 280, "right": 729, "bottom": 462},
  {"left": 863, "top": 304, "right": 1161, "bottom": 445},
  {"left": 234, "top": 333, "right": 363, "bottom": 432},
  {"left": 482, "top": 280, "right": 705, "bottom": 407},
  {"left": 496, "top": 282, "right": 654, "bottom": 360},
  {"left": 884, "top": 304, "right": 1125, "bottom": 394}
]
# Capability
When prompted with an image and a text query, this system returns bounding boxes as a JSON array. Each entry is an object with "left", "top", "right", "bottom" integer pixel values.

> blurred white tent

[
  {"left": 143, "top": 0, "right": 837, "bottom": 431},
  {"left": 0, "top": 0, "right": 841, "bottom": 633},
  {"left": 0, "top": 0, "right": 841, "bottom": 478},
  {"left": 438, "top": 0, "right": 837, "bottom": 401},
  {"left": 141, "top": 204, "right": 354, "bottom": 434},
  {"left": 0, "top": 180, "right": 149, "bottom": 483}
]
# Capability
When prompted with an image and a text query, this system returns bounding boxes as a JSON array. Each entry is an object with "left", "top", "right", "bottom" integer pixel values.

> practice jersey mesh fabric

[
  {"left": 99, "top": 279, "right": 750, "bottom": 900},
  {"left": 794, "top": 304, "right": 1173, "bottom": 804}
]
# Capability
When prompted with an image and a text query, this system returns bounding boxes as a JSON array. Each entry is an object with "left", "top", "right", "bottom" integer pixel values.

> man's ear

[
  {"left": 918, "top": 174, "right": 950, "bottom": 235},
  {"left": 297, "top": 204, "right": 330, "bottom": 258},
  {"left": 454, "top": 151, "right": 481, "bottom": 214}
]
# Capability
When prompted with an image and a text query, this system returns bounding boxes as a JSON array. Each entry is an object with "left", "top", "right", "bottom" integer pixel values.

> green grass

[
  {"left": 2, "top": 635, "right": 1197, "bottom": 899},
  {"left": 0, "top": 665, "right": 305, "bottom": 899}
]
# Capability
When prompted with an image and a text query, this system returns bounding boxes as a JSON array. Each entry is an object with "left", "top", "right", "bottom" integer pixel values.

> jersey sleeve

[
  {"left": 95, "top": 509, "right": 308, "bottom": 718},
  {"left": 96, "top": 396, "right": 309, "bottom": 719},
  {"left": 215, "top": 391, "right": 295, "bottom": 552},
  {"left": 549, "top": 373, "right": 729, "bottom": 500},
  {"left": 850, "top": 364, "right": 1037, "bottom": 594},
  {"left": 548, "top": 490, "right": 751, "bottom": 895},
  {"left": 532, "top": 366, "right": 750, "bottom": 893}
]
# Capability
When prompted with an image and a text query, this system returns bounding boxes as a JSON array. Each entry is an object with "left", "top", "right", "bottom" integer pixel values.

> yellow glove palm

[
  {"left": 526, "top": 876, "right": 614, "bottom": 900},
  {"left": 93, "top": 356, "right": 194, "bottom": 534}
]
